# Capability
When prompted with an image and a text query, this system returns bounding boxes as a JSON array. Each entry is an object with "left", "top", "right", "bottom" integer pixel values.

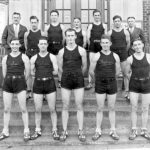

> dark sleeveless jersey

[
  {"left": 27, "top": 30, "right": 41, "bottom": 50},
  {"left": 111, "top": 29, "right": 127, "bottom": 50},
  {"left": 131, "top": 54, "right": 150, "bottom": 79},
  {"left": 95, "top": 51, "right": 116, "bottom": 78},
  {"left": 6, "top": 53, "right": 24, "bottom": 76},
  {"left": 47, "top": 24, "right": 63, "bottom": 43},
  {"left": 90, "top": 23, "right": 104, "bottom": 42},
  {"left": 63, "top": 46, "right": 82, "bottom": 72},
  {"left": 75, "top": 30, "right": 83, "bottom": 47},
  {"left": 35, "top": 53, "right": 53, "bottom": 78}
]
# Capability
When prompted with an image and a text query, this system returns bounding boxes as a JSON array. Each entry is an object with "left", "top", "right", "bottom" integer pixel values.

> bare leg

[
  {"left": 95, "top": 93, "right": 106, "bottom": 132},
  {"left": 129, "top": 92, "right": 139, "bottom": 129},
  {"left": 74, "top": 88, "right": 84, "bottom": 130},
  {"left": 107, "top": 94, "right": 117, "bottom": 131},
  {"left": 46, "top": 92, "right": 57, "bottom": 131},
  {"left": 33, "top": 93, "right": 43, "bottom": 131},
  {"left": 2, "top": 91, "right": 13, "bottom": 135},
  {"left": 61, "top": 88, "right": 71, "bottom": 131},
  {"left": 17, "top": 90, "right": 29, "bottom": 133}
]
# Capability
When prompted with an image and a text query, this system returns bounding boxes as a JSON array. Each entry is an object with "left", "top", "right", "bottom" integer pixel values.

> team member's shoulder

[
  {"left": 78, "top": 46, "right": 86, "bottom": 55},
  {"left": 30, "top": 54, "right": 38, "bottom": 63},
  {"left": 127, "top": 55, "right": 133, "bottom": 65},
  {"left": 2, "top": 55, "right": 8, "bottom": 64},
  {"left": 113, "top": 52, "right": 120, "bottom": 62},
  {"left": 146, "top": 53, "right": 150, "bottom": 64},
  {"left": 22, "top": 53, "right": 29, "bottom": 61}
]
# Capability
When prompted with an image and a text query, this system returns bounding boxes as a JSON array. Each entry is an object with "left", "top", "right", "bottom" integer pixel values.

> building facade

[{"left": 0, "top": 0, "right": 150, "bottom": 42}]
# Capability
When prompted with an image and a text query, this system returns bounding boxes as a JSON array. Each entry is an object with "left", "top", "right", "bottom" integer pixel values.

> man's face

[
  {"left": 73, "top": 19, "right": 81, "bottom": 28},
  {"left": 65, "top": 31, "right": 76, "bottom": 44},
  {"left": 113, "top": 18, "right": 122, "bottom": 28},
  {"left": 100, "top": 39, "right": 111, "bottom": 51},
  {"left": 50, "top": 12, "right": 59, "bottom": 22},
  {"left": 132, "top": 40, "right": 144, "bottom": 53},
  {"left": 38, "top": 40, "right": 48, "bottom": 52},
  {"left": 30, "top": 19, "right": 38, "bottom": 30},
  {"left": 10, "top": 40, "right": 20, "bottom": 52},
  {"left": 93, "top": 12, "right": 101, "bottom": 22},
  {"left": 12, "top": 14, "right": 21, "bottom": 25},
  {"left": 127, "top": 18, "right": 135, "bottom": 28}
]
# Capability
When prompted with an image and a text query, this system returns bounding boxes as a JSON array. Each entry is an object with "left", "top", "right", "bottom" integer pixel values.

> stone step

[{"left": 0, "top": 118, "right": 150, "bottom": 147}]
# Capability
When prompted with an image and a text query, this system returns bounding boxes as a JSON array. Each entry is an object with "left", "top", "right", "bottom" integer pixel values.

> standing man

[
  {"left": 127, "top": 16, "right": 146, "bottom": 56},
  {"left": 30, "top": 37, "right": 59, "bottom": 140},
  {"left": 0, "top": 38, "right": 30, "bottom": 141},
  {"left": 86, "top": 9, "right": 107, "bottom": 90},
  {"left": 73, "top": 17, "right": 87, "bottom": 48},
  {"left": 24, "top": 16, "right": 43, "bottom": 100},
  {"left": 126, "top": 39, "right": 150, "bottom": 140},
  {"left": 89, "top": 35, "right": 120, "bottom": 141},
  {"left": 45, "top": 9, "right": 65, "bottom": 88},
  {"left": 2, "top": 12, "right": 27, "bottom": 54},
  {"left": 108, "top": 15, "right": 130, "bottom": 100},
  {"left": 58, "top": 28, "right": 87, "bottom": 142}
]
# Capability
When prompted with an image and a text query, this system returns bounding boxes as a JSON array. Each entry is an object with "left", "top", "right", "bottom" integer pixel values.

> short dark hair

[
  {"left": 10, "top": 38, "right": 20, "bottom": 43},
  {"left": 12, "top": 12, "right": 21, "bottom": 17},
  {"left": 30, "top": 16, "right": 39, "bottom": 22},
  {"left": 113, "top": 15, "right": 122, "bottom": 21},
  {"left": 127, "top": 16, "right": 135, "bottom": 20},
  {"left": 132, "top": 38, "right": 143, "bottom": 46},
  {"left": 65, "top": 28, "right": 77, "bottom": 36},
  {"left": 74, "top": 17, "right": 81, "bottom": 21},
  {"left": 101, "top": 34, "right": 111, "bottom": 42},
  {"left": 38, "top": 36, "right": 48, "bottom": 43},
  {"left": 93, "top": 9, "right": 101, "bottom": 16},
  {"left": 50, "top": 10, "right": 59, "bottom": 16}
]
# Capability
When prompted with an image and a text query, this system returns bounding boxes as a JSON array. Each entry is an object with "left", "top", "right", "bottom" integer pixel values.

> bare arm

[
  {"left": 24, "top": 31, "right": 29, "bottom": 50},
  {"left": 50, "top": 53, "right": 58, "bottom": 75},
  {"left": 60, "top": 24, "right": 65, "bottom": 45},
  {"left": 87, "top": 24, "right": 92, "bottom": 45},
  {"left": 89, "top": 52, "right": 99, "bottom": 80},
  {"left": 22, "top": 54, "right": 30, "bottom": 81},
  {"left": 78, "top": 47, "right": 87, "bottom": 75},
  {"left": 107, "top": 30, "right": 112, "bottom": 37},
  {"left": 2, "top": 55, "right": 7, "bottom": 78},
  {"left": 124, "top": 29, "right": 130, "bottom": 51},
  {"left": 44, "top": 24, "right": 50, "bottom": 37},
  {"left": 113, "top": 53, "right": 121, "bottom": 77},
  {"left": 82, "top": 30, "right": 87, "bottom": 48},
  {"left": 57, "top": 48, "right": 64, "bottom": 79},
  {"left": 126, "top": 56, "right": 133, "bottom": 80},
  {"left": 30, "top": 55, "right": 37, "bottom": 77}
]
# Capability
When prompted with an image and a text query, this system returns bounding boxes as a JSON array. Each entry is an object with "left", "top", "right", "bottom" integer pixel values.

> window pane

[
  {"left": 104, "top": 0, "right": 108, "bottom": 9},
  {"left": 89, "top": 10, "right": 94, "bottom": 23},
  {"left": 81, "top": 11, "right": 88, "bottom": 23},
  {"left": 58, "top": 10, "right": 63, "bottom": 23},
  {"left": 56, "top": 0, "right": 63, "bottom": 9},
  {"left": 64, "top": 0, "right": 71, "bottom": 9},
  {"left": 81, "top": 0, "right": 88, "bottom": 9},
  {"left": 64, "top": 11, "right": 71, "bottom": 23},
  {"left": 44, "top": 0, "right": 47, "bottom": 9},
  {"left": 44, "top": 11, "right": 47, "bottom": 23},
  {"left": 89, "top": 0, "right": 96, "bottom": 9},
  {"left": 105, "top": 10, "right": 107, "bottom": 23}
]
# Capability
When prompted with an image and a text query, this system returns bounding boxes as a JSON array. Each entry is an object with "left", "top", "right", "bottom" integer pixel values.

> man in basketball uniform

[
  {"left": 86, "top": 9, "right": 107, "bottom": 90},
  {"left": 89, "top": 35, "right": 120, "bottom": 141},
  {"left": 58, "top": 28, "right": 87, "bottom": 142},
  {"left": 30, "top": 37, "right": 59, "bottom": 140},
  {"left": 0, "top": 38, "right": 30, "bottom": 142}
]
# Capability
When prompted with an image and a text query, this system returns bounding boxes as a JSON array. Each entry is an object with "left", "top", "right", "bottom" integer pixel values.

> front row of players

[{"left": 0, "top": 28, "right": 150, "bottom": 142}]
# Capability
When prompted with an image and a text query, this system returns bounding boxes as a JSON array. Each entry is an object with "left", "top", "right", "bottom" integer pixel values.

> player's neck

[
  {"left": 101, "top": 49, "right": 111, "bottom": 55},
  {"left": 11, "top": 51, "right": 20, "bottom": 56},
  {"left": 94, "top": 21, "right": 101, "bottom": 25},
  {"left": 51, "top": 22, "right": 59, "bottom": 26},
  {"left": 31, "top": 28, "right": 39, "bottom": 32},
  {"left": 39, "top": 51, "right": 48, "bottom": 56},
  {"left": 66, "top": 43, "right": 77, "bottom": 50}
]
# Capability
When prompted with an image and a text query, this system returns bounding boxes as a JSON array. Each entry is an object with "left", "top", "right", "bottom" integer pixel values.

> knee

[
  {"left": 108, "top": 105, "right": 115, "bottom": 112},
  {"left": 131, "top": 105, "right": 138, "bottom": 112},
  {"left": 97, "top": 106, "right": 104, "bottom": 112},
  {"left": 4, "top": 107, "right": 11, "bottom": 114},
  {"left": 76, "top": 103, "right": 83, "bottom": 111},
  {"left": 49, "top": 107, "right": 56, "bottom": 114},
  {"left": 35, "top": 108, "right": 42, "bottom": 114},
  {"left": 142, "top": 106, "right": 149, "bottom": 113},
  {"left": 63, "top": 103, "right": 69, "bottom": 111}
]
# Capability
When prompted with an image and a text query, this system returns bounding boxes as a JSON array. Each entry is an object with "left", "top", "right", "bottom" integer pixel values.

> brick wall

[{"left": 143, "top": 0, "right": 150, "bottom": 43}]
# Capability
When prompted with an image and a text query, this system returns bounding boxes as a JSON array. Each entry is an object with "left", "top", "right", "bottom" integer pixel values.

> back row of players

[{"left": 0, "top": 9, "right": 149, "bottom": 142}]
